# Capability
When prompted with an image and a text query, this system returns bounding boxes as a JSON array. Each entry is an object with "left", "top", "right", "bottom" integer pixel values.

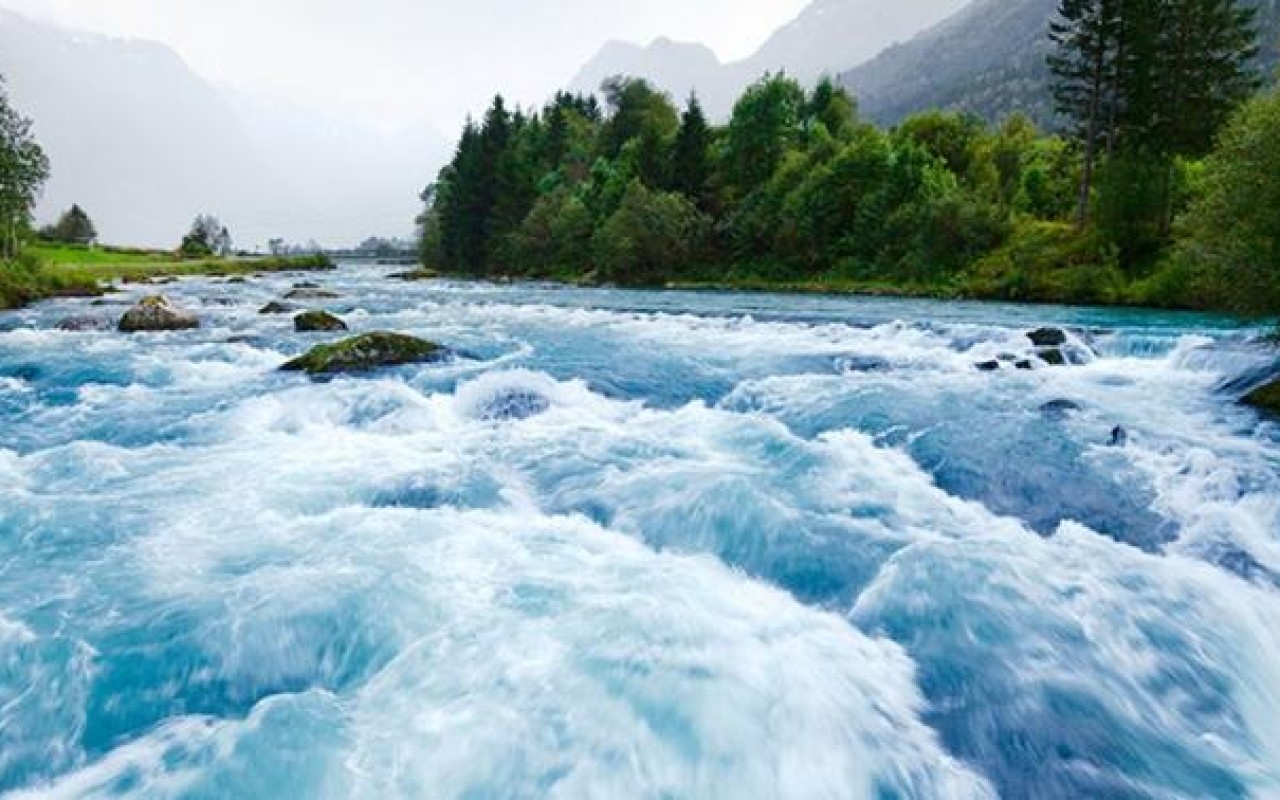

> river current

[{"left": 1, "top": 265, "right": 1278, "bottom": 799}]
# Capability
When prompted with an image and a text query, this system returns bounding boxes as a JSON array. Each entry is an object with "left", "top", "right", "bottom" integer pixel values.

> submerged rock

[
  {"left": 1041, "top": 399, "right": 1083, "bottom": 418},
  {"left": 56, "top": 316, "right": 110, "bottom": 332},
  {"left": 1028, "top": 327, "right": 1068, "bottom": 347},
  {"left": 294, "top": 310, "right": 349, "bottom": 333},
  {"left": 1243, "top": 379, "right": 1280, "bottom": 416},
  {"left": 476, "top": 388, "right": 552, "bottom": 421},
  {"left": 118, "top": 295, "right": 199, "bottom": 333},
  {"left": 284, "top": 287, "right": 341, "bottom": 300},
  {"left": 259, "top": 301, "right": 295, "bottom": 315},
  {"left": 281, "top": 332, "right": 445, "bottom": 374}
]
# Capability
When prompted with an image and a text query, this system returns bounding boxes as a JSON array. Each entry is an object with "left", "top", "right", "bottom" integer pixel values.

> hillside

[{"left": 841, "top": 0, "right": 1280, "bottom": 126}]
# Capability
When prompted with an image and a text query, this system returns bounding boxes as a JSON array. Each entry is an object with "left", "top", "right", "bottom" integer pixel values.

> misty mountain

[
  {"left": 841, "top": 0, "right": 1280, "bottom": 126},
  {"left": 0, "top": 7, "right": 447, "bottom": 248},
  {"left": 570, "top": 0, "right": 968, "bottom": 117}
]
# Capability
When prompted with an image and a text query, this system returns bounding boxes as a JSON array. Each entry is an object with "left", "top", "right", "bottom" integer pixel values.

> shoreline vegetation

[
  {"left": 416, "top": 1, "right": 1278, "bottom": 322},
  {"left": 0, "top": 244, "right": 333, "bottom": 310}
]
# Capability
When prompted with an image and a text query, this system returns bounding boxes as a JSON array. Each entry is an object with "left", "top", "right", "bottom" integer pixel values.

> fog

[{"left": 3, "top": 0, "right": 814, "bottom": 129}]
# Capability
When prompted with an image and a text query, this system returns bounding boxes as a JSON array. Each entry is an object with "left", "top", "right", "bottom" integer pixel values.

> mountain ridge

[{"left": 569, "top": 0, "right": 968, "bottom": 117}]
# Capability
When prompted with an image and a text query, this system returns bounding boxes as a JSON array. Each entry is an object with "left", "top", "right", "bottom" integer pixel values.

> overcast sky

[{"left": 4, "top": 0, "right": 809, "bottom": 131}]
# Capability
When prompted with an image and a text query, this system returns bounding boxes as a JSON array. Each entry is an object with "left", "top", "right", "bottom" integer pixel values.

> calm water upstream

[{"left": 2, "top": 264, "right": 1279, "bottom": 799}]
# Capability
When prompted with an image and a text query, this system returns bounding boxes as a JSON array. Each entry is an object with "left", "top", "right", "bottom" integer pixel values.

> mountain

[
  {"left": 570, "top": 0, "right": 969, "bottom": 118},
  {"left": 840, "top": 0, "right": 1280, "bottom": 126},
  {"left": 742, "top": 0, "right": 970, "bottom": 84},
  {"left": 0, "top": 7, "right": 448, "bottom": 248}
]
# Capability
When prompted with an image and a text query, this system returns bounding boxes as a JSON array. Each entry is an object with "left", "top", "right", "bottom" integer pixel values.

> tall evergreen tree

[
  {"left": 1150, "top": 0, "right": 1259, "bottom": 157},
  {"left": 1049, "top": 0, "right": 1121, "bottom": 226},
  {"left": 669, "top": 95, "right": 713, "bottom": 210}
]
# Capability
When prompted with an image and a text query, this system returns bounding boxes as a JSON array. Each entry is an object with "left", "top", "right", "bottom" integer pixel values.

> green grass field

[{"left": 0, "top": 244, "right": 334, "bottom": 309}]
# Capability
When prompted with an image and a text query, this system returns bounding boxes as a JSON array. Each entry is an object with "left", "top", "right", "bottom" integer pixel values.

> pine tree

[
  {"left": 46, "top": 204, "right": 97, "bottom": 245},
  {"left": 1151, "top": 0, "right": 1259, "bottom": 158},
  {"left": 1049, "top": 0, "right": 1122, "bottom": 226},
  {"left": 669, "top": 95, "right": 713, "bottom": 210}
]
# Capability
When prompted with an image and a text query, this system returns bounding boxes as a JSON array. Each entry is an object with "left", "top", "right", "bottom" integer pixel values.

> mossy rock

[
  {"left": 281, "top": 332, "right": 445, "bottom": 374},
  {"left": 118, "top": 295, "right": 199, "bottom": 333},
  {"left": 1243, "top": 379, "right": 1280, "bottom": 416},
  {"left": 294, "top": 310, "right": 348, "bottom": 332}
]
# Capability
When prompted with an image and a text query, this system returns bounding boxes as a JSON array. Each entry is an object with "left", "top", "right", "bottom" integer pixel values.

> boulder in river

[
  {"left": 56, "top": 316, "right": 110, "bottom": 332},
  {"left": 1038, "top": 348, "right": 1067, "bottom": 367},
  {"left": 281, "top": 332, "right": 445, "bottom": 375},
  {"left": 118, "top": 295, "right": 199, "bottom": 333},
  {"left": 284, "top": 287, "right": 341, "bottom": 300},
  {"left": 259, "top": 301, "right": 295, "bottom": 315},
  {"left": 975, "top": 360, "right": 1002, "bottom": 372},
  {"left": 1243, "top": 379, "right": 1280, "bottom": 416},
  {"left": 1028, "top": 327, "right": 1068, "bottom": 347},
  {"left": 294, "top": 310, "right": 349, "bottom": 333}
]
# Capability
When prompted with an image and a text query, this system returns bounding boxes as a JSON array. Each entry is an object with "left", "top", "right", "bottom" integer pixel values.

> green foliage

[
  {"left": 592, "top": 181, "right": 709, "bottom": 286},
  {"left": 723, "top": 74, "right": 807, "bottom": 198},
  {"left": 967, "top": 220, "right": 1126, "bottom": 304},
  {"left": 1171, "top": 85, "right": 1280, "bottom": 314},
  {"left": 0, "top": 77, "right": 50, "bottom": 260},
  {"left": 0, "top": 250, "right": 94, "bottom": 308},
  {"left": 180, "top": 214, "right": 231, "bottom": 258},
  {"left": 41, "top": 204, "right": 98, "bottom": 245}
]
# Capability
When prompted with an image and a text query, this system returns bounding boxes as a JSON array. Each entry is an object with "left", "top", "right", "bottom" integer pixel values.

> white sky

[{"left": 4, "top": 0, "right": 809, "bottom": 130}]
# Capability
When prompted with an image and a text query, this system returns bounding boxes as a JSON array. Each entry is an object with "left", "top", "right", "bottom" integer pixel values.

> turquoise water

[{"left": 1, "top": 266, "right": 1278, "bottom": 799}]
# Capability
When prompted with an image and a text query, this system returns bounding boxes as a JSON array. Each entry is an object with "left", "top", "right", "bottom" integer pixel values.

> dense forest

[{"left": 418, "top": 0, "right": 1280, "bottom": 316}]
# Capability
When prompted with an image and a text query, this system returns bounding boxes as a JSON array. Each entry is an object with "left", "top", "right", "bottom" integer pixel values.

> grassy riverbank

[{"left": 0, "top": 244, "right": 334, "bottom": 309}]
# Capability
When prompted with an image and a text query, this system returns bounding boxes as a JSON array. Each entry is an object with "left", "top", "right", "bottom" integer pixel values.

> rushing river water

[{"left": 1, "top": 265, "right": 1279, "bottom": 799}]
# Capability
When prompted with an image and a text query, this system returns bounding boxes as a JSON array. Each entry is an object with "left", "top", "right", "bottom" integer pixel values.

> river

[{"left": 2, "top": 265, "right": 1278, "bottom": 798}]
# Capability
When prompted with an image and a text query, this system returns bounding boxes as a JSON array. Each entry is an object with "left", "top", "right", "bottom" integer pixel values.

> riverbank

[{"left": 0, "top": 244, "right": 334, "bottom": 309}]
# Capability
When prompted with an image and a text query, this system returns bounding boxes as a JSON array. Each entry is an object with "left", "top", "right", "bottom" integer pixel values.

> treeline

[
  {"left": 418, "top": 0, "right": 1277, "bottom": 315},
  {"left": 418, "top": 79, "right": 1061, "bottom": 289}
]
